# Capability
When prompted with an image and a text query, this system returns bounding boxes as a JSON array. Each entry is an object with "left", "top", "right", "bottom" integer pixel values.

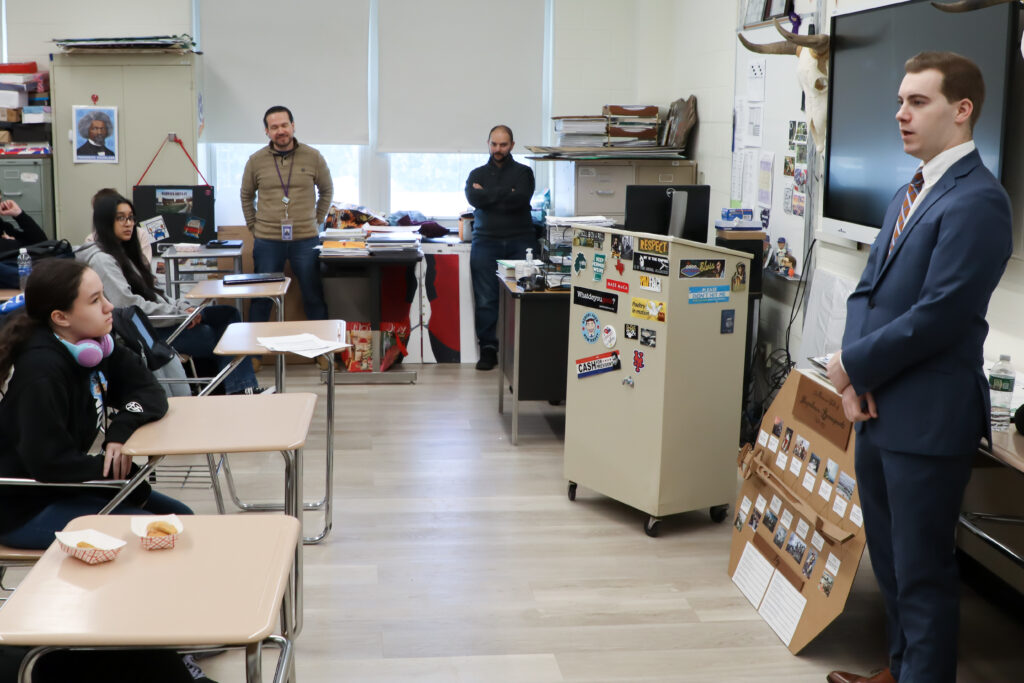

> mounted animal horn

[
  {"left": 773, "top": 18, "right": 830, "bottom": 53},
  {"left": 737, "top": 33, "right": 797, "bottom": 56},
  {"left": 931, "top": 0, "right": 1018, "bottom": 13}
]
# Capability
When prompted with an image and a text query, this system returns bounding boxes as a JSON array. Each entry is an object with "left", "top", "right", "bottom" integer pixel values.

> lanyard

[{"left": 273, "top": 151, "right": 295, "bottom": 213}]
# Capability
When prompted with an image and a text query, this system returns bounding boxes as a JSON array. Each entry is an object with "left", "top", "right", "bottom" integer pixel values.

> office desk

[
  {"left": 960, "top": 430, "right": 1024, "bottom": 573},
  {"left": 0, "top": 515, "right": 300, "bottom": 683},
  {"left": 215, "top": 320, "right": 345, "bottom": 543},
  {"left": 320, "top": 251, "right": 421, "bottom": 384},
  {"left": 496, "top": 277, "right": 570, "bottom": 445},
  {"left": 161, "top": 246, "right": 244, "bottom": 300},
  {"left": 122, "top": 393, "right": 316, "bottom": 635},
  {"left": 178, "top": 277, "right": 291, "bottom": 389}
]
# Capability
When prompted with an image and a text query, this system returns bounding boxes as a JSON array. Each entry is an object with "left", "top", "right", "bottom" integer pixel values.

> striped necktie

[{"left": 888, "top": 169, "right": 925, "bottom": 256}]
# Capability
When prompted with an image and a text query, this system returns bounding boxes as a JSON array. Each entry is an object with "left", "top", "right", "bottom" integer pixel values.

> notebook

[{"left": 222, "top": 272, "right": 286, "bottom": 286}]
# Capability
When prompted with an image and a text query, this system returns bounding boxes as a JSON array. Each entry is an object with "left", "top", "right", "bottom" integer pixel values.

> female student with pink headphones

[{"left": 0, "top": 258, "right": 191, "bottom": 550}]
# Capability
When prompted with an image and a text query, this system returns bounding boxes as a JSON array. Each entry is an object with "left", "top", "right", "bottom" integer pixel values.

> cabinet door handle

[
  {"left": 595, "top": 190, "right": 614, "bottom": 196},
  {"left": 4, "top": 191, "right": 23, "bottom": 197}
]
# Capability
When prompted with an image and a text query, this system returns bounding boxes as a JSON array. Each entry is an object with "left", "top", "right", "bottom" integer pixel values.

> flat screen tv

[{"left": 822, "top": 0, "right": 1018, "bottom": 244}]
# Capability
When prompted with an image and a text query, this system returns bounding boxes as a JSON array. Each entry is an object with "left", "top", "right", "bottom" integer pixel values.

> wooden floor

[{"left": 156, "top": 364, "right": 1024, "bottom": 682}]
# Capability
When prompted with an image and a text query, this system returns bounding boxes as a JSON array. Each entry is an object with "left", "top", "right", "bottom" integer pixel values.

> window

[
  {"left": 201, "top": 143, "right": 360, "bottom": 228},
  {"left": 390, "top": 153, "right": 538, "bottom": 219}
]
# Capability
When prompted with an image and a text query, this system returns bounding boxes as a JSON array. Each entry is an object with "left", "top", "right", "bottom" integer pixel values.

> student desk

[
  {"left": 214, "top": 320, "right": 345, "bottom": 543},
  {"left": 495, "top": 276, "right": 570, "bottom": 445},
  {"left": 0, "top": 289, "right": 19, "bottom": 302},
  {"left": 320, "top": 250, "right": 421, "bottom": 384},
  {"left": 120, "top": 393, "right": 316, "bottom": 635},
  {"left": 174, "top": 277, "right": 292, "bottom": 390},
  {"left": 0, "top": 514, "right": 300, "bottom": 683},
  {"left": 161, "top": 245, "right": 244, "bottom": 300},
  {"left": 960, "top": 430, "right": 1024, "bottom": 573}
]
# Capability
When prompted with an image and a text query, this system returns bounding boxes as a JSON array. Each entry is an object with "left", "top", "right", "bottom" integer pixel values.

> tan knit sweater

[{"left": 240, "top": 140, "right": 334, "bottom": 240}]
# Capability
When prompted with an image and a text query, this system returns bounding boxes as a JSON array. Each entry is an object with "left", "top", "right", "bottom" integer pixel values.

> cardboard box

[{"left": 0, "top": 108, "right": 20, "bottom": 122}]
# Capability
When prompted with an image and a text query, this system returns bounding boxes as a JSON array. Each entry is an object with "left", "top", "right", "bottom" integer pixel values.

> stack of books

[
  {"left": 319, "top": 240, "right": 369, "bottom": 257},
  {"left": 552, "top": 116, "right": 607, "bottom": 147},
  {"left": 321, "top": 227, "right": 366, "bottom": 240},
  {"left": 366, "top": 231, "right": 421, "bottom": 255},
  {"left": 604, "top": 104, "right": 660, "bottom": 148}
]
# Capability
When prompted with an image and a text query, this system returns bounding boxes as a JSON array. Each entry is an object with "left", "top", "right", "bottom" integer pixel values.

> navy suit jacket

[{"left": 841, "top": 149, "right": 1012, "bottom": 456}]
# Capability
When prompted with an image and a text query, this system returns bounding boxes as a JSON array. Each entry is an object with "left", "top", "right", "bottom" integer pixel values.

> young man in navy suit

[{"left": 825, "top": 52, "right": 1013, "bottom": 683}]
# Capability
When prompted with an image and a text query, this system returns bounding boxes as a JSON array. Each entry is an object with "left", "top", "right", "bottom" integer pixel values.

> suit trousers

[{"left": 854, "top": 429, "right": 974, "bottom": 683}]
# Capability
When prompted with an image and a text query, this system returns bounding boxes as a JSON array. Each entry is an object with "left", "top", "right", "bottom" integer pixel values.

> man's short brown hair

[{"left": 905, "top": 51, "right": 985, "bottom": 129}]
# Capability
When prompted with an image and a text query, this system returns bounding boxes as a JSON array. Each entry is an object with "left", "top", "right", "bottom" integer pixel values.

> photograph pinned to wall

[
  {"left": 156, "top": 188, "right": 194, "bottom": 215},
  {"left": 183, "top": 216, "right": 206, "bottom": 238},
  {"left": 772, "top": 416, "right": 784, "bottom": 437},
  {"left": 748, "top": 506, "right": 762, "bottom": 532},
  {"left": 836, "top": 471, "right": 857, "bottom": 501},
  {"left": 792, "top": 435, "right": 809, "bottom": 460},
  {"left": 773, "top": 524, "right": 788, "bottom": 549},
  {"left": 783, "top": 156, "right": 795, "bottom": 176},
  {"left": 785, "top": 531, "right": 806, "bottom": 565},
  {"left": 781, "top": 427, "right": 793, "bottom": 453},
  {"left": 824, "top": 458, "right": 839, "bottom": 484},
  {"left": 792, "top": 192, "right": 806, "bottom": 217},
  {"left": 783, "top": 185, "right": 794, "bottom": 215},
  {"left": 140, "top": 216, "right": 169, "bottom": 242},
  {"left": 73, "top": 105, "right": 118, "bottom": 163}
]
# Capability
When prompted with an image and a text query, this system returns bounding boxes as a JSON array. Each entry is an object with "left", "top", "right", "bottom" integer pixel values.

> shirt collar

[
  {"left": 488, "top": 153, "right": 514, "bottom": 169},
  {"left": 269, "top": 138, "right": 300, "bottom": 156},
  {"left": 918, "top": 139, "right": 975, "bottom": 188}
]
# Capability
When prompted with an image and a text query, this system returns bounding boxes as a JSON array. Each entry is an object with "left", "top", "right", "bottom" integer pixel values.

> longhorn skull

[{"left": 739, "top": 19, "right": 831, "bottom": 154}]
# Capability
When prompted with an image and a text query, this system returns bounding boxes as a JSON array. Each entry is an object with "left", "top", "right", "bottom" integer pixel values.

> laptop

[{"left": 222, "top": 272, "right": 286, "bottom": 286}]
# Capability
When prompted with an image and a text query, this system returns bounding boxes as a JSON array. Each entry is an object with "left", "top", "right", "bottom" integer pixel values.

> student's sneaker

[{"left": 242, "top": 385, "right": 276, "bottom": 395}]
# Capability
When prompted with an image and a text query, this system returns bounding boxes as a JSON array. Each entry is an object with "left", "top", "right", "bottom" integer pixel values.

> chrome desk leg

[
  {"left": 206, "top": 452, "right": 226, "bottom": 514},
  {"left": 245, "top": 642, "right": 263, "bottom": 683},
  {"left": 281, "top": 447, "right": 304, "bottom": 637}
]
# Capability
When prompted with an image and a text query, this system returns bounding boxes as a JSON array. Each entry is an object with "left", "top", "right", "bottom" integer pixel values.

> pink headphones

[{"left": 56, "top": 334, "right": 114, "bottom": 368}]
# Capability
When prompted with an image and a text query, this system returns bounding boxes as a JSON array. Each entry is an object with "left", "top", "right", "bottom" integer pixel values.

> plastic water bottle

[
  {"left": 989, "top": 354, "right": 1015, "bottom": 432},
  {"left": 16, "top": 248, "right": 31, "bottom": 290}
]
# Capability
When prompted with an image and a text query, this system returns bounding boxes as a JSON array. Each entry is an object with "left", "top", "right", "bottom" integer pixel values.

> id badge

[{"left": 281, "top": 221, "right": 293, "bottom": 241}]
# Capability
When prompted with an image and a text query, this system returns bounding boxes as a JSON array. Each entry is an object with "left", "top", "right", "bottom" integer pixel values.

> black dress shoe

[
  {"left": 827, "top": 668, "right": 896, "bottom": 683},
  {"left": 476, "top": 347, "right": 498, "bottom": 370}
]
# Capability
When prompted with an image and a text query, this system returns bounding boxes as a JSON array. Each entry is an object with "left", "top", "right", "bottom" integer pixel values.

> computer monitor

[{"left": 624, "top": 185, "right": 710, "bottom": 243}]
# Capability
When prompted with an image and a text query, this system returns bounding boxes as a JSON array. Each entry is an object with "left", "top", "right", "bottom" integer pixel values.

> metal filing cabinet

[{"left": 0, "top": 157, "right": 55, "bottom": 238}]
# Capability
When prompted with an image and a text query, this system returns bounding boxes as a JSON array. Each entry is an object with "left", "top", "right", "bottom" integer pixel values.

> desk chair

[
  {"left": 0, "top": 477, "right": 130, "bottom": 602},
  {"left": 116, "top": 308, "right": 230, "bottom": 513}
]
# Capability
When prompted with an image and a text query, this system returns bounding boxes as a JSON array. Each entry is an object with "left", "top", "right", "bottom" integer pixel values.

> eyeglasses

[{"left": 115, "top": 215, "right": 135, "bottom": 224}]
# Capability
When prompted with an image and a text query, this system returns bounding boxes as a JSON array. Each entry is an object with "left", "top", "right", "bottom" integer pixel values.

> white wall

[{"left": 5, "top": 0, "right": 192, "bottom": 67}]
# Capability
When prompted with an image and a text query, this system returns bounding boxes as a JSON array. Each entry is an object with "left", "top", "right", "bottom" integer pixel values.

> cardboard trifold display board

[{"left": 728, "top": 370, "right": 866, "bottom": 654}]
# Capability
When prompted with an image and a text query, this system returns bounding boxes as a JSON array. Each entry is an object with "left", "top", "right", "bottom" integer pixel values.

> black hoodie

[{"left": 0, "top": 327, "right": 167, "bottom": 534}]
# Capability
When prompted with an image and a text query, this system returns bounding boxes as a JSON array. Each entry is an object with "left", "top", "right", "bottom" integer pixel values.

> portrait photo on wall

[{"left": 73, "top": 106, "right": 118, "bottom": 164}]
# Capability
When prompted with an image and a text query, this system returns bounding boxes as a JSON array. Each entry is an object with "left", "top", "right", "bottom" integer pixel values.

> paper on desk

[{"left": 257, "top": 333, "right": 350, "bottom": 358}]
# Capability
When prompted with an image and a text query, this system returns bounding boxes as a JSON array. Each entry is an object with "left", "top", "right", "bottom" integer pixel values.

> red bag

[{"left": 341, "top": 322, "right": 409, "bottom": 372}]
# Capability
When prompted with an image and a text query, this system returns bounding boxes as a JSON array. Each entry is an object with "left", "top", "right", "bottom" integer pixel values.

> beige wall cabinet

[
  {"left": 550, "top": 159, "right": 697, "bottom": 223},
  {"left": 51, "top": 52, "right": 203, "bottom": 244}
]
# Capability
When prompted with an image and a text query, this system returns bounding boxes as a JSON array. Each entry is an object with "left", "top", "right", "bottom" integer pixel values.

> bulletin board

[
  {"left": 732, "top": 8, "right": 819, "bottom": 277},
  {"left": 728, "top": 369, "right": 866, "bottom": 654}
]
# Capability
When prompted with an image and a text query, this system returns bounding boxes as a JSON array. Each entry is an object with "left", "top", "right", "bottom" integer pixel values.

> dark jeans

[
  {"left": 470, "top": 235, "right": 537, "bottom": 351},
  {"left": 250, "top": 236, "right": 326, "bottom": 321},
  {"left": 154, "top": 304, "right": 257, "bottom": 394},
  {"left": 0, "top": 490, "right": 193, "bottom": 550}
]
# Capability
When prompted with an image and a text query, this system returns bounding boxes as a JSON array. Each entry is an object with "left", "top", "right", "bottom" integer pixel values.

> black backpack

[
  {"left": 0, "top": 238, "right": 74, "bottom": 265},
  {"left": 111, "top": 305, "right": 177, "bottom": 371}
]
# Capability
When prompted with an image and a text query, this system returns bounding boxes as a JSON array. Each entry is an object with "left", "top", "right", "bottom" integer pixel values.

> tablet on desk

[{"left": 223, "top": 272, "right": 286, "bottom": 286}]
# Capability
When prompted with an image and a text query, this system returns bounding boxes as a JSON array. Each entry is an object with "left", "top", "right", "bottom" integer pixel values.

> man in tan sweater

[{"left": 240, "top": 105, "right": 333, "bottom": 320}]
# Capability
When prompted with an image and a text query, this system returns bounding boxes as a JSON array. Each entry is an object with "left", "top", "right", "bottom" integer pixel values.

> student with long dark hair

[
  {"left": 76, "top": 194, "right": 262, "bottom": 395},
  {"left": 0, "top": 259, "right": 192, "bottom": 550}
]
